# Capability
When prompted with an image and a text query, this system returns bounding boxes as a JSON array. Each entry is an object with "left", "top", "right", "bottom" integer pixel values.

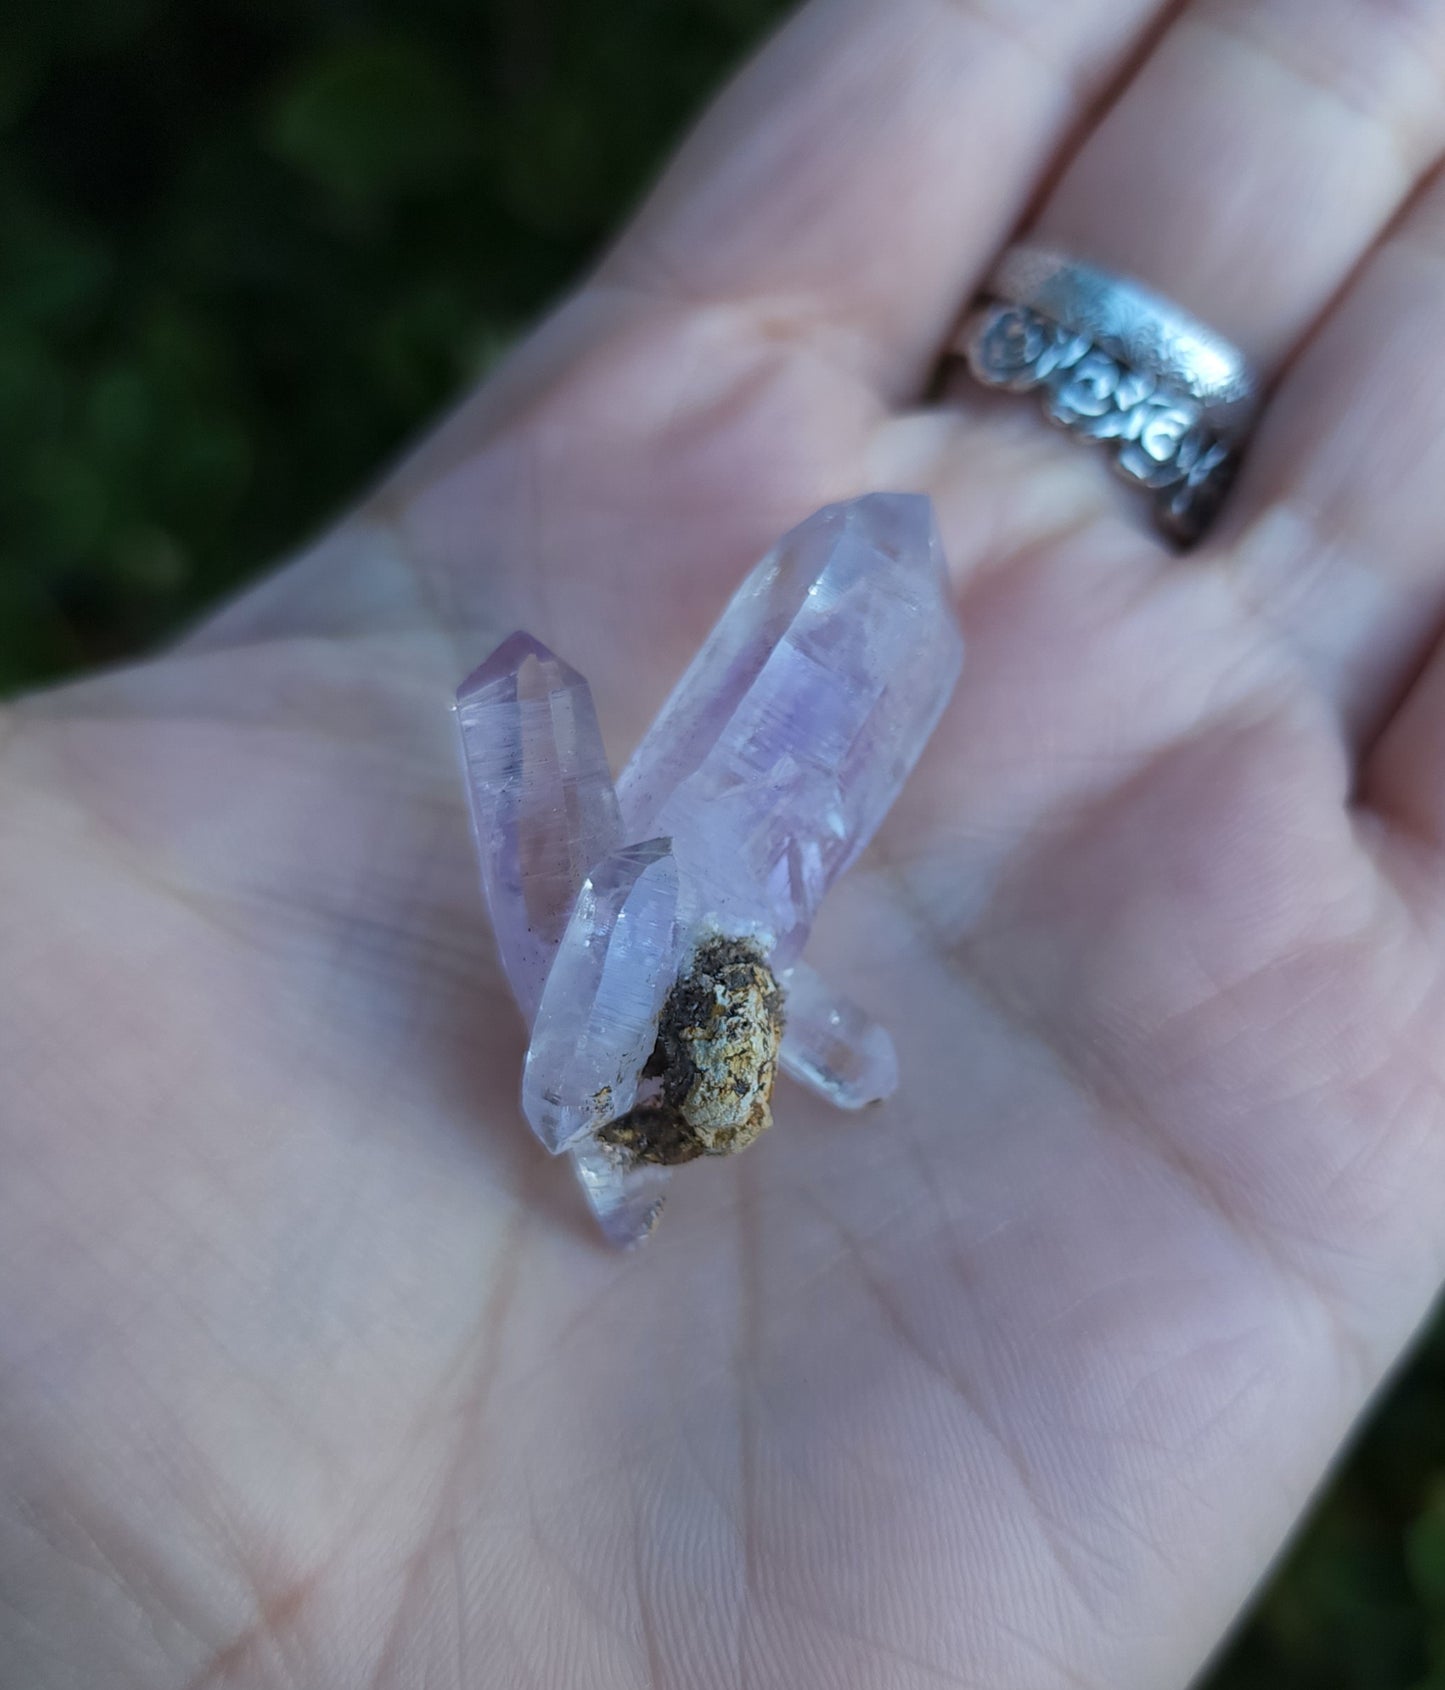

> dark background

[{"left": 3, "top": 4, "right": 1444, "bottom": 1683}]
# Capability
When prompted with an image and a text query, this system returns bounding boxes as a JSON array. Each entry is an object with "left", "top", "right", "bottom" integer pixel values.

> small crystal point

[
  {"left": 456, "top": 632, "right": 669, "bottom": 1239},
  {"left": 455, "top": 631, "right": 622, "bottom": 1024},
  {"left": 780, "top": 963, "right": 899, "bottom": 1109},
  {"left": 569, "top": 1138, "right": 670, "bottom": 1247},
  {"left": 455, "top": 628, "right": 551, "bottom": 701},
  {"left": 617, "top": 493, "right": 962, "bottom": 963},
  {"left": 522, "top": 838, "right": 685, "bottom": 1155}
]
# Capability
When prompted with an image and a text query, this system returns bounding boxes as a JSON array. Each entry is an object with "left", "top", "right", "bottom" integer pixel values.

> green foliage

[
  {"left": 0, "top": 0, "right": 775, "bottom": 686},
  {"left": 266, "top": 39, "right": 479, "bottom": 203},
  {"left": 0, "top": 5, "right": 1440, "bottom": 1683}
]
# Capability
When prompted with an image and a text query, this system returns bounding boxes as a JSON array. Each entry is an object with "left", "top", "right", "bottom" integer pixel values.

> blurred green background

[{"left": 3, "top": 3, "right": 1444, "bottom": 1684}]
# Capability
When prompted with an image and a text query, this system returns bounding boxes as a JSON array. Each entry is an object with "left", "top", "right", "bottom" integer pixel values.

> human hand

[{"left": 7, "top": 2, "right": 1445, "bottom": 1684}]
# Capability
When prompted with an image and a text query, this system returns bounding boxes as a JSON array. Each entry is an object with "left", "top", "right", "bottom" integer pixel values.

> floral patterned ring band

[{"left": 954, "top": 243, "right": 1263, "bottom": 547}]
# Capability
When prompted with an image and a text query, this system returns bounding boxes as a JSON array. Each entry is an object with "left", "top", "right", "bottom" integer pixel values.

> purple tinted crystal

[
  {"left": 455, "top": 632, "right": 622, "bottom": 1024},
  {"left": 779, "top": 963, "right": 899, "bottom": 1109},
  {"left": 456, "top": 635, "right": 669, "bottom": 1239},
  {"left": 522, "top": 839, "right": 684, "bottom": 1155},
  {"left": 617, "top": 494, "right": 962, "bottom": 963},
  {"left": 457, "top": 496, "right": 961, "bottom": 1244},
  {"left": 569, "top": 1138, "right": 670, "bottom": 1248}
]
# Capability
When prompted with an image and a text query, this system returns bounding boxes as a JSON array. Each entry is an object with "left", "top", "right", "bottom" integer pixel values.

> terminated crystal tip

[
  {"left": 455, "top": 631, "right": 623, "bottom": 1025},
  {"left": 456, "top": 629, "right": 560, "bottom": 701},
  {"left": 779, "top": 963, "right": 898, "bottom": 1109},
  {"left": 569, "top": 1138, "right": 670, "bottom": 1248},
  {"left": 615, "top": 490, "right": 962, "bottom": 964}
]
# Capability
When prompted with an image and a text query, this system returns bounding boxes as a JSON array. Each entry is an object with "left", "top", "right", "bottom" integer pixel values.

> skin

[{"left": 7, "top": 0, "right": 1445, "bottom": 1683}]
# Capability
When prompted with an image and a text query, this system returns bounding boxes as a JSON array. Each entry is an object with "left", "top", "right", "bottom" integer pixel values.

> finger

[
  {"left": 1029, "top": 0, "right": 1445, "bottom": 369},
  {"left": 1366, "top": 616, "right": 1445, "bottom": 855},
  {"left": 603, "top": 0, "right": 1178, "bottom": 397},
  {"left": 1222, "top": 164, "right": 1445, "bottom": 741}
]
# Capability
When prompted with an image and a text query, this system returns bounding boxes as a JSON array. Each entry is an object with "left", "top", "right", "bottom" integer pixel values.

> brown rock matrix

[{"left": 599, "top": 935, "right": 784, "bottom": 1166}]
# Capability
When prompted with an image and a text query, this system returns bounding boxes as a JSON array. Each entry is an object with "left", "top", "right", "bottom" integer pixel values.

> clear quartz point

[
  {"left": 521, "top": 838, "right": 684, "bottom": 1155},
  {"left": 617, "top": 493, "right": 963, "bottom": 964},
  {"left": 454, "top": 634, "right": 670, "bottom": 1239},
  {"left": 455, "top": 631, "right": 624, "bottom": 1023},
  {"left": 569, "top": 1138, "right": 670, "bottom": 1248},
  {"left": 779, "top": 963, "right": 899, "bottom": 1109},
  {"left": 569, "top": 1127, "right": 670, "bottom": 1244}
]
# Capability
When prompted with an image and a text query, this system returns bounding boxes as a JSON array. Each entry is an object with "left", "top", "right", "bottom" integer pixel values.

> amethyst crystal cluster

[{"left": 455, "top": 493, "right": 963, "bottom": 1243}]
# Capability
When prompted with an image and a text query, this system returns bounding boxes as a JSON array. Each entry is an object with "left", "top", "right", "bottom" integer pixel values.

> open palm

[{"left": 9, "top": 2, "right": 1445, "bottom": 1685}]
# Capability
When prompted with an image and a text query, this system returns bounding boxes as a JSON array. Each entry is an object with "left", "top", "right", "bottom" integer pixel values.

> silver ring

[{"left": 955, "top": 243, "right": 1263, "bottom": 545}]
